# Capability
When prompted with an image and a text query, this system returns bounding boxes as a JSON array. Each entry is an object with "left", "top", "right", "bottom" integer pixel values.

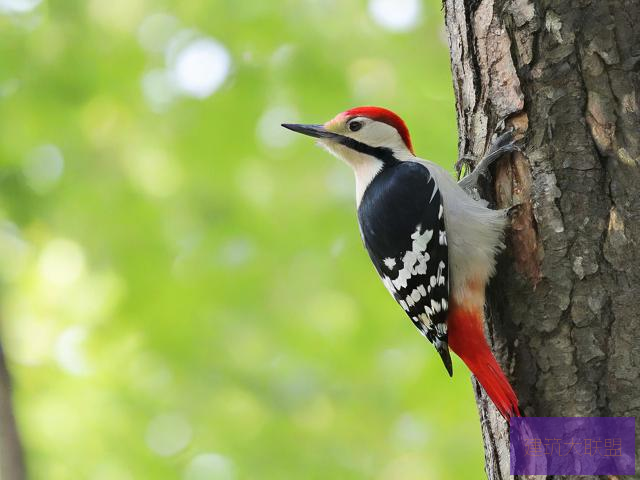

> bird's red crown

[{"left": 344, "top": 106, "right": 414, "bottom": 154}]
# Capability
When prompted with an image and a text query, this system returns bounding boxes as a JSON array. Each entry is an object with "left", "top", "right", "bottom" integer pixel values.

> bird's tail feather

[{"left": 447, "top": 305, "right": 521, "bottom": 421}]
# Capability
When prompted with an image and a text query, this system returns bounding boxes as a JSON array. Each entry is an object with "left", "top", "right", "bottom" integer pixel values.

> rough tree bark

[
  {"left": 0, "top": 336, "right": 25, "bottom": 480},
  {"left": 443, "top": 0, "right": 640, "bottom": 478}
]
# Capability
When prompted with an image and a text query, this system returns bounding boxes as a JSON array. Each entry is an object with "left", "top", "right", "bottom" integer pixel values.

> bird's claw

[
  {"left": 457, "top": 126, "right": 520, "bottom": 175},
  {"left": 456, "top": 121, "right": 523, "bottom": 191},
  {"left": 486, "top": 126, "right": 522, "bottom": 157}
]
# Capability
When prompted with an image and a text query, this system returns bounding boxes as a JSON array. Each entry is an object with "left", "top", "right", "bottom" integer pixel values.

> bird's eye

[{"left": 348, "top": 121, "right": 363, "bottom": 132}]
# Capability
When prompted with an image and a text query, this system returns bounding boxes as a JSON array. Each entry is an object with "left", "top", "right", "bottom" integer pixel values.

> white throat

[
  {"left": 318, "top": 141, "right": 385, "bottom": 205},
  {"left": 352, "top": 156, "right": 384, "bottom": 205}
]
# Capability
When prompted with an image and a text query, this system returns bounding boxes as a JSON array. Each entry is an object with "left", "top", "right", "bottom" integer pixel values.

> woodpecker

[{"left": 283, "top": 106, "right": 521, "bottom": 421}]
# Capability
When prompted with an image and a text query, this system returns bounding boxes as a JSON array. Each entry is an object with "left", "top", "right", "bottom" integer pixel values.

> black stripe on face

[{"left": 336, "top": 136, "right": 399, "bottom": 164}]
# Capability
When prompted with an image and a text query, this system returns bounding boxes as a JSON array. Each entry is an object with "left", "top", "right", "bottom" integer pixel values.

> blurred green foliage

[{"left": 0, "top": 0, "right": 484, "bottom": 478}]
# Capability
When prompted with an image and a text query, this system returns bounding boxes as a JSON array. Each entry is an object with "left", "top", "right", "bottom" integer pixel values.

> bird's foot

[{"left": 457, "top": 125, "right": 521, "bottom": 189}]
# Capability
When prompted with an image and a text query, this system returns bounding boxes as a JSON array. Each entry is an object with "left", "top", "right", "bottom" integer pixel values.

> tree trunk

[
  {"left": 0, "top": 337, "right": 25, "bottom": 480},
  {"left": 443, "top": 0, "right": 640, "bottom": 478}
]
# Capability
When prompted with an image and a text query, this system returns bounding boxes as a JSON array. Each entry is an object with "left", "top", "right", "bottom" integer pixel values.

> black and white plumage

[
  {"left": 357, "top": 161, "right": 452, "bottom": 374},
  {"left": 282, "top": 106, "right": 513, "bottom": 383},
  {"left": 282, "top": 106, "right": 523, "bottom": 420}
]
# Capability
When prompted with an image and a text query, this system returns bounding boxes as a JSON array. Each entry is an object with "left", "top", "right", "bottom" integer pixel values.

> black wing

[{"left": 357, "top": 161, "right": 451, "bottom": 375}]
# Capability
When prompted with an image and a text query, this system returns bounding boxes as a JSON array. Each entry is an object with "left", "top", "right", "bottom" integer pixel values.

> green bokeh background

[{"left": 0, "top": 0, "right": 484, "bottom": 478}]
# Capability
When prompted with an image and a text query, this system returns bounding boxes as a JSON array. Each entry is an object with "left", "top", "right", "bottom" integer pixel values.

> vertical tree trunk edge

[{"left": 0, "top": 338, "right": 26, "bottom": 480}]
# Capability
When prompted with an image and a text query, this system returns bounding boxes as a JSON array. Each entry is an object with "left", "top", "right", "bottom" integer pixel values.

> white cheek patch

[{"left": 349, "top": 120, "right": 401, "bottom": 150}]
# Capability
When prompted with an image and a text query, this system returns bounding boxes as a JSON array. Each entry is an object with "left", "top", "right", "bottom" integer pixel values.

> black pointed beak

[{"left": 281, "top": 123, "right": 338, "bottom": 139}]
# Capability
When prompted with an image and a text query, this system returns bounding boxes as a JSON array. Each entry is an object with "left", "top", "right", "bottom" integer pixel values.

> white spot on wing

[
  {"left": 417, "top": 284, "right": 426, "bottom": 296},
  {"left": 441, "top": 298, "right": 448, "bottom": 310},
  {"left": 383, "top": 257, "right": 396, "bottom": 270},
  {"left": 436, "top": 261, "right": 446, "bottom": 286},
  {"left": 438, "top": 204, "right": 443, "bottom": 219},
  {"left": 418, "top": 313, "right": 432, "bottom": 327},
  {"left": 382, "top": 275, "right": 396, "bottom": 295},
  {"left": 431, "top": 299, "right": 441, "bottom": 313},
  {"left": 391, "top": 225, "right": 433, "bottom": 290},
  {"left": 439, "top": 230, "right": 447, "bottom": 246},
  {"left": 410, "top": 289, "right": 421, "bottom": 302}
]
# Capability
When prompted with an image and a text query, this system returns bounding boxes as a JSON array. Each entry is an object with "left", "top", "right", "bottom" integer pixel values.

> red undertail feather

[{"left": 447, "top": 304, "right": 521, "bottom": 422}]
